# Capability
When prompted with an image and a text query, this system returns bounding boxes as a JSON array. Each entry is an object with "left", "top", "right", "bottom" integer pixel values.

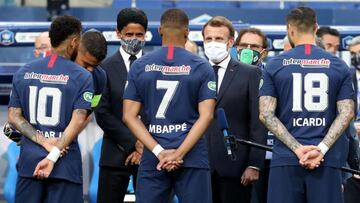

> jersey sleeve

[
  {"left": 8, "top": 67, "right": 25, "bottom": 108},
  {"left": 123, "top": 62, "right": 142, "bottom": 102},
  {"left": 73, "top": 73, "right": 94, "bottom": 110},
  {"left": 259, "top": 61, "right": 277, "bottom": 98},
  {"left": 91, "top": 66, "right": 107, "bottom": 108},
  {"left": 198, "top": 63, "right": 217, "bottom": 102},
  {"left": 337, "top": 65, "right": 355, "bottom": 101}
]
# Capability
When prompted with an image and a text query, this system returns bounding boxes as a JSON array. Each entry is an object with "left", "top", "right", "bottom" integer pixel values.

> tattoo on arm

[
  {"left": 8, "top": 107, "right": 45, "bottom": 145},
  {"left": 322, "top": 99, "right": 355, "bottom": 148},
  {"left": 259, "top": 96, "right": 301, "bottom": 152},
  {"left": 56, "top": 109, "right": 88, "bottom": 149}
]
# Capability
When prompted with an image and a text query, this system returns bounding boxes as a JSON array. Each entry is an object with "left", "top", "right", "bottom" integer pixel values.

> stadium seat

[
  {"left": 88, "top": 138, "right": 103, "bottom": 203},
  {"left": 4, "top": 142, "right": 20, "bottom": 203}
]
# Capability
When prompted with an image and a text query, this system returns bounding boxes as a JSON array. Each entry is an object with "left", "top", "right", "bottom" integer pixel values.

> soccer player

[
  {"left": 7, "top": 16, "right": 92, "bottom": 203},
  {"left": 4, "top": 30, "right": 107, "bottom": 144},
  {"left": 259, "top": 7, "right": 355, "bottom": 203},
  {"left": 122, "top": 8, "right": 216, "bottom": 203}
]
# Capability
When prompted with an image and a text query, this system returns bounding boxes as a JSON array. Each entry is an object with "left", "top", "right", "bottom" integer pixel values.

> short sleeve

[
  {"left": 73, "top": 73, "right": 94, "bottom": 110},
  {"left": 91, "top": 66, "right": 107, "bottom": 108},
  {"left": 337, "top": 66, "right": 355, "bottom": 101},
  {"left": 259, "top": 63, "right": 277, "bottom": 98},
  {"left": 8, "top": 68, "right": 24, "bottom": 108},
  {"left": 123, "top": 62, "right": 142, "bottom": 102},
  {"left": 198, "top": 63, "right": 217, "bottom": 102}
]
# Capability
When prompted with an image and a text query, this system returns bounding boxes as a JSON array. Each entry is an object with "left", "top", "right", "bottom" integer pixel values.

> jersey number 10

[
  {"left": 29, "top": 86, "right": 61, "bottom": 126},
  {"left": 292, "top": 73, "right": 329, "bottom": 112}
]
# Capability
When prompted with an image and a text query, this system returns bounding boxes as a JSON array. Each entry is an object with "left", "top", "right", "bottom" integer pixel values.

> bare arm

[
  {"left": 259, "top": 96, "right": 301, "bottom": 152},
  {"left": 8, "top": 107, "right": 47, "bottom": 146},
  {"left": 175, "top": 99, "right": 216, "bottom": 158},
  {"left": 55, "top": 109, "right": 89, "bottom": 150},
  {"left": 122, "top": 99, "right": 158, "bottom": 151},
  {"left": 321, "top": 99, "right": 355, "bottom": 148}
]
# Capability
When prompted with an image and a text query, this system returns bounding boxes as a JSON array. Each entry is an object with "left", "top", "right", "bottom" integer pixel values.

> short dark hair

[
  {"left": 49, "top": 15, "right": 82, "bottom": 48},
  {"left": 202, "top": 16, "right": 235, "bottom": 39},
  {"left": 286, "top": 6, "right": 317, "bottom": 33},
  {"left": 316, "top": 26, "right": 340, "bottom": 38},
  {"left": 81, "top": 30, "right": 107, "bottom": 62},
  {"left": 235, "top": 28, "right": 268, "bottom": 48},
  {"left": 160, "top": 8, "right": 189, "bottom": 29},
  {"left": 117, "top": 8, "right": 148, "bottom": 31}
]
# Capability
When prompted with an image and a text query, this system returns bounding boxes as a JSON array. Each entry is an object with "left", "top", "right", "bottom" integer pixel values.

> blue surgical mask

[{"left": 120, "top": 39, "right": 145, "bottom": 55}]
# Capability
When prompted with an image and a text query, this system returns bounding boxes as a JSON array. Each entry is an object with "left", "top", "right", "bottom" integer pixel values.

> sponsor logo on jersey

[
  {"left": 145, "top": 64, "right": 191, "bottom": 75},
  {"left": 24, "top": 72, "right": 69, "bottom": 84},
  {"left": 207, "top": 81, "right": 216, "bottom": 91},
  {"left": 283, "top": 58, "right": 330, "bottom": 68},
  {"left": 83, "top": 91, "right": 93, "bottom": 102}
]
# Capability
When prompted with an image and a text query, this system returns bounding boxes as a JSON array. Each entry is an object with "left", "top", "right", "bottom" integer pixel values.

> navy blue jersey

[
  {"left": 260, "top": 44, "right": 354, "bottom": 167},
  {"left": 8, "top": 54, "right": 93, "bottom": 183},
  {"left": 124, "top": 47, "right": 216, "bottom": 170},
  {"left": 91, "top": 66, "right": 106, "bottom": 108}
]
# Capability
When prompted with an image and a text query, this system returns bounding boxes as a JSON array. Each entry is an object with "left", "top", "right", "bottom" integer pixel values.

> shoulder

[{"left": 101, "top": 51, "right": 123, "bottom": 70}]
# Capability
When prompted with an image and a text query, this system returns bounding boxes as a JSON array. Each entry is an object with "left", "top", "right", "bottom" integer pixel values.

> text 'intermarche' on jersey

[
  {"left": 24, "top": 72, "right": 69, "bottom": 84},
  {"left": 149, "top": 123, "right": 188, "bottom": 134},
  {"left": 145, "top": 64, "right": 191, "bottom": 75},
  {"left": 283, "top": 58, "right": 331, "bottom": 68}
]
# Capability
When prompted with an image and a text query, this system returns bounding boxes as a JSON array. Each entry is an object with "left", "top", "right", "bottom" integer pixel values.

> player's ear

[
  {"left": 158, "top": 27, "right": 163, "bottom": 37},
  {"left": 184, "top": 27, "right": 189, "bottom": 40},
  {"left": 116, "top": 28, "right": 122, "bottom": 39}
]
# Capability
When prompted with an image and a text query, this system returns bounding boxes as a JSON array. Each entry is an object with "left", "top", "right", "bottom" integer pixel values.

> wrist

[
  {"left": 46, "top": 146, "right": 61, "bottom": 163},
  {"left": 152, "top": 144, "right": 164, "bottom": 158},
  {"left": 318, "top": 142, "right": 329, "bottom": 155}
]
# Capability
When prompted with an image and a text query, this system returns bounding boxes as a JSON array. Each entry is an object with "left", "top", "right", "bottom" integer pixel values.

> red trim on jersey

[
  {"left": 305, "top": 44, "right": 312, "bottom": 55},
  {"left": 48, "top": 54, "right": 57, "bottom": 68},
  {"left": 167, "top": 45, "right": 174, "bottom": 60}
]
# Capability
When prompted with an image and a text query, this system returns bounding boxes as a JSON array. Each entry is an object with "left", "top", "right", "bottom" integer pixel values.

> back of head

[
  {"left": 160, "top": 8, "right": 189, "bottom": 30},
  {"left": 81, "top": 30, "right": 108, "bottom": 62},
  {"left": 117, "top": 8, "right": 148, "bottom": 31},
  {"left": 202, "top": 16, "right": 235, "bottom": 39},
  {"left": 49, "top": 15, "right": 82, "bottom": 48},
  {"left": 316, "top": 26, "right": 340, "bottom": 38},
  {"left": 286, "top": 6, "right": 317, "bottom": 34}
]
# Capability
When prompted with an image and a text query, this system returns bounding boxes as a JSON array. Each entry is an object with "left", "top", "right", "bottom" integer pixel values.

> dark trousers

[
  {"left": 344, "top": 177, "right": 360, "bottom": 203},
  {"left": 251, "top": 159, "right": 270, "bottom": 203},
  {"left": 211, "top": 171, "right": 252, "bottom": 203},
  {"left": 97, "top": 166, "right": 137, "bottom": 203}
]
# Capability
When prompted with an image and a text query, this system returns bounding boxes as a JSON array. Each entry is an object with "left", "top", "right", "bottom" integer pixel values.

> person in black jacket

[
  {"left": 94, "top": 8, "right": 148, "bottom": 203},
  {"left": 203, "top": 16, "right": 267, "bottom": 203}
]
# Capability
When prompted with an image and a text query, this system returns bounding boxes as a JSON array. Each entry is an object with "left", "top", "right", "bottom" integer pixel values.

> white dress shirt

[
  {"left": 209, "top": 54, "right": 231, "bottom": 92},
  {"left": 119, "top": 47, "right": 143, "bottom": 72}
]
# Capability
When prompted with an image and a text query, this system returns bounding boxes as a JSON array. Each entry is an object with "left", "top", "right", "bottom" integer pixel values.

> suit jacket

[
  {"left": 206, "top": 58, "right": 267, "bottom": 177},
  {"left": 95, "top": 51, "right": 136, "bottom": 168}
]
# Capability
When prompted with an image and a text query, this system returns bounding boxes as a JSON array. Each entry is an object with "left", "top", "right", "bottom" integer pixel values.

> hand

[
  {"left": 353, "top": 174, "right": 360, "bottom": 179},
  {"left": 42, "top": 138, "right": 69, "bottom": 157},
  {"left": 294, "top": 145, "right": 320, "bottom": 161},
  {"left": 135, "top": 140, "right": 144, "bottom": 155},
  {"left": 354, "top": 124, "right": 360, "bottom": 137},
  {"left": 33, "top": 158, "right": 55, "bottom": 179},
  {"left": 156, "top": 149, "right": 183, "bottom": 172},
  {"left": 240, "top": 167, "right": 259, "bottom": 186},
  {"left": 125, "top": 151, "right": 142, "bottom": 166},
  {"left": 299, "top": 149, "right": 324, "bottom": 170}
]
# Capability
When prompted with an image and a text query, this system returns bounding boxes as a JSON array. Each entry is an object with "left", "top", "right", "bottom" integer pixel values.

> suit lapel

[
  {"left": 114, "top": 51, "right": 128, "bottom": 82},
  {"left": 217, "top": 59, "right": 238, "bottom": 104}
]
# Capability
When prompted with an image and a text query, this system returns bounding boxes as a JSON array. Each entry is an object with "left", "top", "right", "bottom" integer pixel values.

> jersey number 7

[{"left": 155, "top": 80, "right": 179, "bottom": 119}]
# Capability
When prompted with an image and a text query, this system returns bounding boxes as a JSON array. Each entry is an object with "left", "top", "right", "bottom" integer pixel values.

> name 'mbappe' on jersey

[
  {"left": 259, "top": 44, "right": 354, "bottom": 167},
  {"left": 124, "top": 47, "right": 216, "bottom": 170},
  {"left": 8, "top": 55, "right": 94, "bottom": 183}
]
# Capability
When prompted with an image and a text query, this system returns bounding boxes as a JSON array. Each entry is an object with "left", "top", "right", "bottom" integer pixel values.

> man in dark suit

[
  {"left": 94, "top": 8, "right": 148, "bottom": 203},
  {"left": 202, "top": 16, "right": 267, "bottom": 203}
]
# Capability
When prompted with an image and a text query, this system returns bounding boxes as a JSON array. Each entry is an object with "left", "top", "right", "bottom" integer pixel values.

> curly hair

[{"left": 49, "top": 15, "right": 82, "bottom": 48}]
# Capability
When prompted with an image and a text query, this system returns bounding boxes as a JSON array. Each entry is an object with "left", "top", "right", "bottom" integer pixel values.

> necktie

[
  {"left": 129, "top": 55, "right": 137, "bottom": 68},
  {"left": 213, "top": 65, "right": 220, "bottom": 91}
]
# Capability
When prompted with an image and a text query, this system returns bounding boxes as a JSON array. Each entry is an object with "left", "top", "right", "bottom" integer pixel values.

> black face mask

[{"left": 351, "top": 53, "right": 360, "bottom": 70}]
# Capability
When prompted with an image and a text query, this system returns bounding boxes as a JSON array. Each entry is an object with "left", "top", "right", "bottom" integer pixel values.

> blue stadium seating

[{"left": 4, "top": 142, "right": 20, "bottom": 203}]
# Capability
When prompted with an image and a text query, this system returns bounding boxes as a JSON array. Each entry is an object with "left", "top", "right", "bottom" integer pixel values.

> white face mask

[{"left": 204, "top": 41, "right": 229, "bottom": 64}]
